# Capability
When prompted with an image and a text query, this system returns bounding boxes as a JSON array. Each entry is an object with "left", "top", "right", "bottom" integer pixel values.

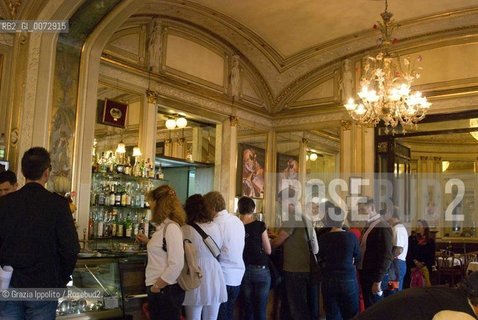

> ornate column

[
  {"left": 141, "top": 90, "right": 159, "bottom": 162},
  {"left": 218, "top": 116, "right": 238, "bottom": 212},
  {"left": 340, "top": 121, "right": 375, "bottom": 197},
  {"left": 264, "top": 129, "right": 277, "bottom": 228}
]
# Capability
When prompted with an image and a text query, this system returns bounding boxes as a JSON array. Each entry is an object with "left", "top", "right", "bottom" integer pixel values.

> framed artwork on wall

[
  {"left": 97, "top": 98, "right": 128, "bottom": 128},
  {"left": 276, "top": 153, "right": 299, "bottom": 195},
  {"left": 237, "top": 143, "right": 265, "bottom": 198}
]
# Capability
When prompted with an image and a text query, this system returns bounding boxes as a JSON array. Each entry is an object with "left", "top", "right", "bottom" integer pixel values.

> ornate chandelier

[{"left": 344, "top": 0, "right": 431, "bottom": 133}]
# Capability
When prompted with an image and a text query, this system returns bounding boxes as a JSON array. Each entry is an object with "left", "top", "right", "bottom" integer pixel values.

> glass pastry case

[{"left": 56, "top": 258, "right": 123, "bottom": 319}]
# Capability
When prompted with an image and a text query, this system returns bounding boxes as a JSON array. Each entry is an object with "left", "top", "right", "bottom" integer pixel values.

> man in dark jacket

[
  {"left": 357, "top": 198, "right": 393, "bottom": 308},
  {"left": 0, "top": 147, "right": 80, "bottom": 319},
  {"left": 355, "top": 271, "right": 478, "bottom": 319}
]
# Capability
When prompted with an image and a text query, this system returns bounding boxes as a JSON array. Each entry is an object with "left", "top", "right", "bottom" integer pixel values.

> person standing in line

[
  {"left": 0, "top": 170, "right": 18, "bottom": 197},
  {"left": 357, "top": 198, "right": 393, "bottom": 309},
  {"left": 385, "top": 207, "right": 408, "bottom": 294},
  {"left": 271, "top": 193, "right": 319, "bottom": 320},
  {"left": 203, "top": 191, "right": 245, "bottom": 320},
  {"left": 0, "top": 147, "right": 80, "bottom": 319},
  {"left": 318, "top": 201, "right": 360, "bottom": 320},
  {"left": 136, "top": 185, "right": 186, "bottom": 320},
  {"left": 182, "top": 194, "right": 227, "bottom": 320},
  {"left": 238, "top": 196, "right": 271, "bottom": 320}
]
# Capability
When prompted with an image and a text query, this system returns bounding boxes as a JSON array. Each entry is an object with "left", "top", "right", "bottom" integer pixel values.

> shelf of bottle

[
  {"left": 90, "top": 204, "right": 150, "bottom": 210},
  {"left": 89, "top": 236, "right": 138, "bottom": 241},
  {"left": 92, "top": 172, "right": 167, "bottom": 183}
]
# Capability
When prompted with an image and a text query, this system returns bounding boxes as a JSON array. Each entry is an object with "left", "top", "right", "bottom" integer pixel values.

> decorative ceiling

[{"left": 132, "top": 0, "right": 478, "bottom": 102}]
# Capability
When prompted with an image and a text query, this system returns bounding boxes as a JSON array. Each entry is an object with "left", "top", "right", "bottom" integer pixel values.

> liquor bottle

[
  {"left": 109, "top": 183, "right": 116, "bottom": 206},
  {"left": 125, "top": 183, "right": 131, "bottom": 207},
  {"left": 133, "top": 214, "right": 139, "bottom": 238},
  {"left": 124, "top": 156, "right": 132, "bottom": 175},
  {"left": 98, "top": 152, "right": 107, "bottom": 173},
  {"left": 115, "top": 184, "right": 122, "bottom": 206},
  {"left": 141, "top": 159, "right": 147, "bottom": 178},
  {"left": 117, "top": 213, "right": 124, "bottom": 237},
  {"left": 97, "top": 183, "right": 106, "bottom": 206},
  {"left": 148, "top": 159, "right": 155, "bottom": 178},
  {"left": 121, "top": 184, "right": 128, "bottom": 207},
  {"left": 133, "top": 157, "right": 141, "bottom": 177},
  {"left": 96, "top": 210, "right": 104, "bottom": 238},
  {"left": 111, "top": 209, "right": 118, "bottom": 237},
  {"left": 0, "top": 133, "right": 5, "bottom": 160},
  {"left": 156, "top": 162, "right": 164, "bottom": 179},
  {"left": 106, "top": 153, "right": 115, "bottom": 173},
  {"left": 116, "top": 156, "right": 125, "bottom": 174},
  {"left": 125, "top": 213, "right": 133, "bottom": 238}
]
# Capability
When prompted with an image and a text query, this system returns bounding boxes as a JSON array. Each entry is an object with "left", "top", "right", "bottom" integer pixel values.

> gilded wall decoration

[{"left": 49, "top": 0, "right": 121, "bottom": 194}]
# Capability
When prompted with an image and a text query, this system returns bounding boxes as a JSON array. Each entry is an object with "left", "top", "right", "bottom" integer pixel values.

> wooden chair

[
  {"left": 435, "top": 255, "right": 464, "bottom": 287},
  {"left": 460, "top": 253, "right": 478, "bottom": 275}
]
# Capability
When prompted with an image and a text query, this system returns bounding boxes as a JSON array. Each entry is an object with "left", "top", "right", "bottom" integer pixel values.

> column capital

[
  {"left": 301, "top": 138, "right": 309, "bottom": 146},
  {"left": 229, "top": 115, "right": 239, "bottom": 127},
  {"left": 146, "top": 89, "right": 159, "bottom": 104},
  {"left": 341, "top": 120, "right": 352, "bottom": 130}
]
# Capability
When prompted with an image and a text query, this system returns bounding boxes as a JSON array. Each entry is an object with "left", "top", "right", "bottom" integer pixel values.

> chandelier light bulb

[{"left": 310, "top": 153, "right": 318, "bottom": 161}]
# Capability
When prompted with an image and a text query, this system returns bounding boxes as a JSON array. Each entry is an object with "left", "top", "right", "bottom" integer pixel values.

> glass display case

[{"left": 57, "top": 258, "right": 123, "bottom": 319}]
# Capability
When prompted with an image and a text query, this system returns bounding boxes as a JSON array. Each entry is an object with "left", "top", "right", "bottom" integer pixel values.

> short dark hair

[
  {"left": 0, "top": 170, "right": 17, "bottom": 184},
  {"left": 238, "top": 196, "right": 255, "bottom": 214},
  {"left": 185, "top": 194, "right": 214, "bottom": 224},
  {"left": 21, "top": 147, "right": 51, "bottom": 180},
  {"left": 323, "top": 201, "right": 344, "bottom": 228}
]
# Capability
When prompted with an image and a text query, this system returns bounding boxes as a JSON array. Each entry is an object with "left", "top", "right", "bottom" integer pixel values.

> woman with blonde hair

[{"left": 136, "top": 185, "right": 186, "bottom": 320}]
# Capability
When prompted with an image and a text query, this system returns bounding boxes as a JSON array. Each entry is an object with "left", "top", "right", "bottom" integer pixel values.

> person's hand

[
  {"left": 414, "top": 259, "right": 424, "bottom": 268},
  {"left": 136, "top": 232, "right": 149, "bottom": 245},
  {"left": 372, "top": 281, "right": 382, "bottom": 295},
  {"left": 150, "top": 278, "right": 167, "bottom": 293}
]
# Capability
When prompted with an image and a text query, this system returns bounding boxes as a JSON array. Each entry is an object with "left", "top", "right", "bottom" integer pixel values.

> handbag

[{"left": 302, "top": 216, "right": 321, "bottom": 284}]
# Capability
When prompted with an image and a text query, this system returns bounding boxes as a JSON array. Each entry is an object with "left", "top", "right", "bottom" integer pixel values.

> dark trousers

[
  {"left": 322, "top": 276, "right": 359, "bottom": 320},
  {"left": 359, "top": 272, "right": 388, "bottom": 309},
  {"left": 217, "top": 285, "right": 241, "bottom": 320},
  {"left": 147, "top": 284, "right": 185, "bottom": 320},
  {"left": 283, "top": 271, "right": 319, "bottom": 320}
]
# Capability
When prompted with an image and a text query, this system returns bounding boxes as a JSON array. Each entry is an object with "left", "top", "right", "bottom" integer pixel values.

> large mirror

[{"left": 377, "top": 110, "right": 478, "bottom": 238}]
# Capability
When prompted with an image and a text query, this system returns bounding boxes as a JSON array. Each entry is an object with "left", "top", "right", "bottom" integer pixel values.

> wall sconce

[
  {"left": 116, "top": 140, "right": 126, "bottom": 154},
  {"left": 165, "top": 115, "right": 188, "bottom": 129},
  {"left": 132, "top": 147, "right": 142, "bottom": 157},
  {"left": 306, "top": 152, "right": 318, "bottom": 161}
]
